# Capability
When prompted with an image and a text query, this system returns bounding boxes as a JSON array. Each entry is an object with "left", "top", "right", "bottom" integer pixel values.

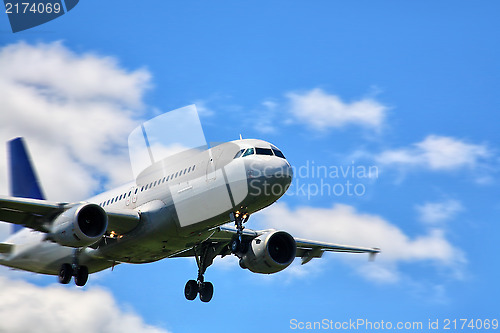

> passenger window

[
  {"left": 234, "top": 149, "right": 245, "bottom": 159},
  {"left": 175, "top": 172, "right": 178, "bottom": 178},
  {"left": 154, "top": 181, "right": 157, "bottom": 187},
  {"left": 242, "top": 148, "right": 255, "bottom": 157},
  {"left": 193, "top": 165, "right": 196, "bottom": 171},
  {"left": 188, "top": 166, "right": 191, "bottom": 173},
  {"left": 184, "top": 168, "right": 187, "bottom": 175},
  {"left": 128, "top": 191, "right": 132, "bottom": 197},
  {"left": 135, "top": 188, "right": 138, "bottom": 194}
]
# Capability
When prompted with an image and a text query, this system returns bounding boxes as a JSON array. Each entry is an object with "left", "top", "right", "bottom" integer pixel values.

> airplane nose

[
  {"left": 266, "top": 159, "right": 293, "bottom": 196},
  {"left": 274, "top": 160, "right": 293, "bottom": 186}
]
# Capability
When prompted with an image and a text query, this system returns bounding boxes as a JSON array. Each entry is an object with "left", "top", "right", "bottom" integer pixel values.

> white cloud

[
  {"left": 0, "top": 41, "right": 152, "bottom": 201},
  {"left": 416, "top": 199, "right": 463, "bottom": 225},
  {"left": 286, "top": 88, "right": 388, "bottom": 131},
  {"left": 193, "top": 100, "right": 215, "bottom": 117},
  {"left": 253, "top": 202, "right": 465, "bottom": 283},
  {"left": 252, "top": 100, "right": 280, "bottom": 134},
  {"left": 0, "top": 41, "right": 149, "bottom": 107},
  {"left": 0, "top": 276, "right": 170, "bottom": 333},
  {"left": 376, "top": 135, "right": 491, "bottom": 171}
]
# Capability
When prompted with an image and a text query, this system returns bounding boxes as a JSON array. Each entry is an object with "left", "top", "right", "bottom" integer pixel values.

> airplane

[{"left": 0, "top": 107, "right": 380, "bottom": 302}]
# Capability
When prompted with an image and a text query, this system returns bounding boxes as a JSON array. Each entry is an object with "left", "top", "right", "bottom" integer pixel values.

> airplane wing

[
  {"left": 0, "top": 196, "right": 140, "bottom": 235},
  {"left": 293, "top": 237, "right": 380, "bottom": 264},
  {"left": 169, "top": 225, "right": 380, "bottom": 263}
]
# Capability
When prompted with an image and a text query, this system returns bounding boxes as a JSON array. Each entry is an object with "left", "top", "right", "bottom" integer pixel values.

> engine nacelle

[
  {"left": 49, "top": 203, "right": 108, "bottom": 248},
  {"left": 239, "top": 230, "right": 296, "bottom": 274}
]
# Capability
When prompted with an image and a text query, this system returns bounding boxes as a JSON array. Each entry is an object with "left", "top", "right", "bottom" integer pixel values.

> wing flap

[
  {"left": 105, "top": 209, "right": 141, "bottom": 235},
  {"left": 295, "top": 238, "right": 380, "bottom": 254},
  {"left": 295, "top": 238, "right": 380, "bottom": 264},
  {"left": 0, "top": 243, "right": 13, "bottom": 254}
]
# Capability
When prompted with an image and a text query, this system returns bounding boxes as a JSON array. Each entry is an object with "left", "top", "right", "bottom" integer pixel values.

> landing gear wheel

[
  {"left": 230, "top": 237, "right": 247, "bottom": 254},
  {"left": 230, "top": 238, "right": 241, "bottom": 253},
  {"left": 58, "top": 263, "right": 73, "bottom": 284},
  {"left": 184, "top": 280, "right": 199, "bottom": 301},
  {"left": 199, "top": 282, "right": 214, "bottom": 303},
  {"left": 75, "top": 266, "right": 89, "bottom": 287}
]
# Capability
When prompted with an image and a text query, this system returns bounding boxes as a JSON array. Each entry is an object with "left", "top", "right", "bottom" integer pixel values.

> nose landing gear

[{"left": 229, "top": 211, "right": 249, "bottom": 254}]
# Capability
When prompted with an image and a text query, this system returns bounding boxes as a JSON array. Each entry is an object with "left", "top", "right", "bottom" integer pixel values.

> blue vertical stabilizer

[{"left": 8, "top": 138, "right": 46, "bottom": 233}]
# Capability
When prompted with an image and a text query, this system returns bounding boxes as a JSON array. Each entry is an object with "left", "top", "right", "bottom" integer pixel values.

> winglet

[{"left": 7, "top": 137, "right": 46, "bottom": 233}]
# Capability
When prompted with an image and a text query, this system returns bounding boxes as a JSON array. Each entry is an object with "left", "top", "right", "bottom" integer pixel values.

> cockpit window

[
  {"left": 255, "top": 147, "right": 273, "bottom": 156},
  {"left": 237, "top": 147, "right": 285, "bottom": 158},
  {"left": 272, "top": 148, "right": 286, "bottom": 159},
  {"left": 242, "top": 148, "right": 255, "bottom": 157},
  {"left": 233, "top": 149, "right": 245, "bottom": 159}
]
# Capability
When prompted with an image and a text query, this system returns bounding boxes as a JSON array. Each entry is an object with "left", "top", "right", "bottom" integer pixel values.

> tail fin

[{"left": 7, "top": 137, "right": 46, "bottom": 233}]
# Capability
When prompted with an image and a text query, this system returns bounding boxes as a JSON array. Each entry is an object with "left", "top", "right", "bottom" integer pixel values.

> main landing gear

[
  {"left": 184, "top": 211, "right": 250, "bottom": 302},
  {"left": 184, "top": 241, "right": 224, "bottom": 303},
  {"left": 58, "top": 249, "right": 89, "bottom": 287}
]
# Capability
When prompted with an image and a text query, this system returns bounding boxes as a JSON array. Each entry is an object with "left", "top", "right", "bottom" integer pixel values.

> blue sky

[{"left": 0, "top": 1, "right": 499, "bottom": 332}]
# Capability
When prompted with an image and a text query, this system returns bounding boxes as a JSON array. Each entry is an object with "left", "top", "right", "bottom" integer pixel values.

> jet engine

[
  {"left": 48, "top": 203, "right": 108, "bottom": 247},
  {"left": 239, "top": 230, "right": 296, "bottom": 274}
]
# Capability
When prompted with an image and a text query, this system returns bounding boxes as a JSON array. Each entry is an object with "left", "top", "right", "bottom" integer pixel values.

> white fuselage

[{"left": 0, "top": 139, "right": 292, "bottom": 275}]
